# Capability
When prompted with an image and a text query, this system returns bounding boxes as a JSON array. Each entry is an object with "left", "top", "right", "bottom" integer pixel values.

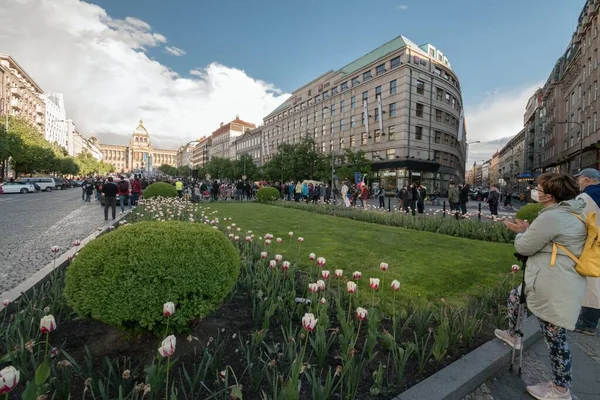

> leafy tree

[
  {"left": 262, "top": 138, "right": 328, "bottom": 182},
  {"left": 177, "top": 165, "right": 191, "bottom": 177},
  {"left": 205, "top": 157, "right": 233, "bottom": 180},
  {"left": 232, "top": 154, "right": 259, "bottom": 180},
  {"left": 158, "top": 164, "right": 178, "bottom": 176},
  {"left": 334, "top": 149, "right": 372, "bottom": 182}
]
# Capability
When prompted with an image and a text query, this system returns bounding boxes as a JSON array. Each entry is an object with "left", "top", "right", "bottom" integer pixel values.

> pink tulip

[
  {"left": 234, "top": 236, "right": 240, "bottom": 241},
  {"left": 379, "top": 262, "right": 389, "bottom": 271},
  {"left": 353, "top": 271, "right": 362, "bottom": 280},
  {"left": 245, "top": 236, "right": 252, "bottom": 242},
  {"left": 72, "top": 240, "right": 81, "bottom": 247},
  {"left": 3, "top": 299, "right": 10, "bottom": 307},
  {"left": 50, "top": 246, "right": 60, "bottom": 253},
  {"left": 369, "top": 278, "right": 380, "bottom": 291},
  {"left": 316, "top": 257, "right": 326, "bottom": 267},
  {"left": 269, "top": 260, "right": 277, "bottom": 269},
  {"left": 302, "top": 313, "right": 318, "bottom": 332},
  {"left": 511, "top": 264, "right": 520, "bottom": 272},
  {"left": 276, "top": 237, "right": 282, "bottom": 244},
  {"left": 347, "top": 281, "right": 357, "bottom": 294},
  {"left": 265, "top": 239, "right": 271, "bottom": 246},
  {"left": 334, "top": 269, "right": 343, "bottom": 278},
  {"left": 40, "top": 315, "right": 56, "bottom": 334},
  {"left": 317, "top": 280, "right": 326, "bottom": 291},
  {"left": 275, "top": 254, "right": 283, "bottom": 263},
  {"left": 309, "top": 253, "right": 316, "bottom": 261},
  {"left": 308, "top": 283, "right": 319, "bottom": 293},
  {"left": 321, "top": 270, "right": 330, "bottom": 280},
  {"left": 391, "top": 280, "right": 401, "bottom": 291}
]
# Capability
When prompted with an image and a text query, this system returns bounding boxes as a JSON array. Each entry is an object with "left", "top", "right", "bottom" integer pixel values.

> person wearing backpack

[
  {"left": 497, "top": 172, "right": 587, "bottom": 400},
  {"left": 574, "top": 168, "right": 600, "bottom": 336},
  {"left": 117, "top": 178, "right": 131, "bottom": 213}
]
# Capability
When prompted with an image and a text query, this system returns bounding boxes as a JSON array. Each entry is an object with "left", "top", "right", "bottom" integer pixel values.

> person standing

[
  {"left": 360, "top": 184, "right": 369, "bottom": 209},
  {"left": 341, "top": 182, "right": 350, "bottom": 207},
  {"left": 459, "top": 184, "right": 469, "bottom": 215},
  {"left": 377, "top": 186, "right": 386, "bottom": 208},
  {"left": 117, "top": 177, "right": 130, "bottom": 214},
  {"left": 499, "top": 172, "right": 587, "bottom": 400},
  {"left": 448, "top": 181, "right": 459, "bottom": 212},
  {"left": 131, "top": 176, "right": 142, "bottom": 206},
  {"left": 84, "top": 181, "right": 94, "bottom": 202},
  {"left": 574, "top": 168, "right": 600, "bottom": 336},
  {"left": 488, "top": 186, "right": 500, "bottom": 216},
  {"left": 417, "top": 184, "right": 426, "bottom": 214},
  {"left": 81, "top": 179, "right": 87, "bottom": 200},
  {"left": 175, "top": 179, "right": 183, "bottom": 198},
  {"left": 410, "top": 183, "right": 419, "bottom": 213},
  {"left": 295, "top": 181, "right": 302, "bottom": 202},
  {"left": 319, "top": 183, "right": 326, "bottom": 203},
  {"left": 102, "top": 177, "right": 118, "bottom": 221}
]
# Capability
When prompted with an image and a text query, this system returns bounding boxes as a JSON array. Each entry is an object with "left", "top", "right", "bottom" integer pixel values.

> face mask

[{"left": 530, "top": 189, "right": 540, "bottom": 203}]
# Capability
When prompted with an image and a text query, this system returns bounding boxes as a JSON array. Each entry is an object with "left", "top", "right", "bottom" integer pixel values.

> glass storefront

[{"left": 373, "top": 169, "right": 460, "bottom": 196}]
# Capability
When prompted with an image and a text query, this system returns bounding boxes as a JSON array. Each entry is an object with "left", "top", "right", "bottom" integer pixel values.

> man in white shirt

[
  {"left": 341, "top": 182, "right": 350, "bottom": 207},
  {"left": 574, "top": 168, "right": 600, "bottom": 336}
]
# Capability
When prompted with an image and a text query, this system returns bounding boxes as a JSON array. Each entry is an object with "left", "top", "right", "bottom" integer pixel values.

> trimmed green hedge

[
  {"left": 256, "top": 187, "right": 280, "bottom": 203},
  {"left": 143, "top": 182, "right": 177, "bottom": 198},
  {"left": 515, "top": 203, "right": 544, "bottom": 222},
  {"left": 64, "top": 221, "right": 240, "bottom": 332}
]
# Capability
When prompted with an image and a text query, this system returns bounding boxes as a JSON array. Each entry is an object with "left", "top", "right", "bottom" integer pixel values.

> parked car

[
  {"left": 0, "top": 181, "right": 37, "bottom": 194},
  {"left": 70, "top": 180, "right": 83, "bottom": 187},
  {"left": 17, "top": 177, "right": 57, "bottom": 192},
  {"left": 55, "top": 178, "right": 72, "bottom": 190}
]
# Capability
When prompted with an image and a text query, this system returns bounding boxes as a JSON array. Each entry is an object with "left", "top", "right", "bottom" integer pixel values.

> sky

[{"left": 0, "top": 0, "right": 585, "bottom": 164}]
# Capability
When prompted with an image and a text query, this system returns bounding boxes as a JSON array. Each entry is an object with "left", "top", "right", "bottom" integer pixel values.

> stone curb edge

[
  {"left": 394, "top": 315, "right": 542, "bottom": 400},
  {"left": 0, "top": 212, "right": 130, "bottom": 313}
]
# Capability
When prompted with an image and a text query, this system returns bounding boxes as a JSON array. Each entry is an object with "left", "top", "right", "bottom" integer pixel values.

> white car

[{"left": 0, "top": 181, "right": 37, "bottom": 194}]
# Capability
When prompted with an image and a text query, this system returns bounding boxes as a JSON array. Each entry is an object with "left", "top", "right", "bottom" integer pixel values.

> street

[{"left": 0, "top": 188, "right": 112, "bottom": 294}]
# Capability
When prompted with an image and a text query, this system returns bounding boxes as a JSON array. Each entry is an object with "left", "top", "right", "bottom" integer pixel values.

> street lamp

[
  {"left": 322, "top": 105, "right": 337, "bottom": 199},
  {"left": 555, "top": 121, "right": 584, "bottom": 171}
]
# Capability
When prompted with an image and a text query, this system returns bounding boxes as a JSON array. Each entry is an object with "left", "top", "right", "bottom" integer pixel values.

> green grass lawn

[{"left": 208, "top": 203, "right": 516, "bottom": 306}]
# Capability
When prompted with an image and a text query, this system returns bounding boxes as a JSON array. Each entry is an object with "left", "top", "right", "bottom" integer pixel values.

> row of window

[
  {"left": 236, "top": 137, "right": 260, "bottom": 149},
  {"left": 414, "top": 80, "right": 461, "bottom": 112}
]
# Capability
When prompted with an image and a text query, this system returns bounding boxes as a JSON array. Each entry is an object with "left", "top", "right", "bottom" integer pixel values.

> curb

[
  {"left": 0, "top": 212, "right": 130, "bottom": 313},
  {"left": 395, "top": 315, "right": 542, "bottom": 400}
]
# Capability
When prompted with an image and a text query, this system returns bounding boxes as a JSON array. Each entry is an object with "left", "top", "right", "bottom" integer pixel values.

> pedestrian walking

[
  {"left": 131, "top": 176, "right": 142, "bottom": 206},
  {"left": 81, "top": 180, "right": 86, "bottom": 200},
  {"left": 448, "top": 181, "right": 459, "bottom": 212},
  {"left": 175, "top": 179, "right": 183, "bottom": 198},
  {"left": 574, "top": 168, "right": 600, "bottom": 336},
  {"left": 410, "top": 183, "right": 419, "bottom": 213},
  {"left": 360, "top": 184, "right": 369, "bottom": 209},
  {"left": 341, "top": 182, "right": 350, "bottom": 207},
  {"left": 459, "top": 184, "right": 469, "bottom": 215},
  {"left": 377, "top": 186, "right": 386, "bottom": 208},
  {"left": 417, "top": 184, "right": 426, "bottom": 213},
  {"left": 117, "top": 177, "right": 130, "bottom": 213},
  {"left": 102, "top": 177, "right": 118, "bottom": 221},
  {"left": 84, "top": 181, "right": 94, "bottom": 202},
  {"left": 488, "top": 186, "right": 500, "bottom": 216},
  {"left": 498, "top": 172, "right": 587, "bottom": 400},
  {"left": 319, "top": 183, "right": 326, "bottom": 203}
]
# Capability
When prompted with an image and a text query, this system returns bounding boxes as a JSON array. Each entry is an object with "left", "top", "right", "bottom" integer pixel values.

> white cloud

[
  {"left": 465, "top": 83, "right": 542, "bottom": 165},
  {"left": 0, "top": 0, "right": 289, "bottom": 150},
  {"left": 397, "top": 5, "right": 409, "bottom": 10},
  {"left": 165, "top": 46, "right": 186, "bottom": 56}
]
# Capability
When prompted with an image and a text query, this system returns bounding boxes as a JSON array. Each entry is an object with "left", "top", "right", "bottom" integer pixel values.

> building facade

[
  {"left": 71, "top": 132, "right": 103, "bottom": 160},
  {"left": 210, "top": 117, "right": 256, "bottom": 160},
  {"left": 176, "top": 142, "right": 197, "bottom": 168},
  {"left": 0, "top": 54, "right": 45, "bottom": 133},
  {"left": 40, "top": 92, "right": 67, "bottom": 149},
  {"left": 260, "top": 35, "right": 467, "bottom": 192},
  {"left": 234, "top": 127, "right": 262, "bottom": 165},
  {"left": 498, "top": 128, "right": 526, "bottom": 192},
  {"left": 191, "top": 136, "right": 211, "bottom": 170},
  {"left": 489, "top": 151, "right": 500, "bottom": 187},
  {"left": 99, "top": 120, "right": 177, "bottom": 174}
]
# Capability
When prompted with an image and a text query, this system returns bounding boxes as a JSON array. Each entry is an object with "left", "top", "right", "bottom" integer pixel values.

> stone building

[
  {"left": 210, "top": 117, "right": 257, "bottom": 160},
  {"left": 99, "top": 120, "right": 177, "bottom": 174}
]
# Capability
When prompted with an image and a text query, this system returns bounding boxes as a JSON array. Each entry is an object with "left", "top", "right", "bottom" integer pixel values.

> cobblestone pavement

[
  {"left": 0, "top": 189, "right": 117, "bottom": 294},
  {"left": 464, "top": 328, "right": 599, "bottom": 400}
]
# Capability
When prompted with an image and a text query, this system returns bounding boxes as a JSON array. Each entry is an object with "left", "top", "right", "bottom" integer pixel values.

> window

[
  {"left": 314, "top": 111, "right": 318, "bottom": 122},
  {"left": 321, "top": 142, "right": 325, "bottom": 152},
  {"left": 416, "top": 80, "right": 425, "bottom": 95},
  {"left": 435, "top": 131, "right": 441, "bottom": 144},
  {"left": 329, "top": 140, "right": 333, "bottom": 151},
  {"left": 388, "top": 125, "right": 395, "bottom": 139},
  {"left": 361, "top": 111, "right": 365, "bottom": 125},
  {"left": 339, "top": 137, "right": 344, "bottom": 148},
  {"left": 376, "top": 63, "right": 386, "bottom": 75},
  {"left": 350, "top": 135, "right": 356, "bottom": 147},
  {"left": 330, "top": 122, "right": 334, "bottom": 134},
  {"left": 363, "top": 71, "right": 372, "bottom": 81},
  {"left": 436, "top": 88, "right": 443, "bottom": 101},
  {"left": 351, "top": 96, "right": 356, "bottom": 109},
  {"left": 596, "top": 50, "right": 599, "bottom": 69},
  {"left": 361, "top": 132, "right": 368, "bottom": 145},
  {"left": 415, "top": 126, "right": 423, "bottom": 140},
  {"left": 445, "top": 93, "right": 451, "bottom": 104},
  {"left": 588, "top": 117, "right": 591, "bottom": 136},
  {"left": 374, "top": 129, "right": 381, "bottom": 143},
  {"left": 323, "top": 91, "right": 330, "bottom": 100},
  {"left": 595, "top": 81, "right": 598, "bottom": 100},
  {"left": 322, "top": 125, "right": 326, "bottom": 136},
  {"left": 294, "top": 119, "right": 298, "bottom": 129},
  {"left": 445, "top": 113, "right": 451, "bottom": 125},
  {"left": 341, "top": 81, "right": 349, "bottom": 91},
  {"left": 435, "top": 109, "right": 442, "bottom": 122},
  {"left": 340, "top": 119, "right": 345, "bottom": 131},
  {"left": 322, "top": 108, "right": 327, "bottom": 119},
  {"left": 351, "top": 115, "right": 356, "bottom": 128},
  {"left": 314, "top": 127, "right": 318, "bottom": 138},
  {"left": 416, "top": 103, "right": 424, "bottom": 117},
  {"left": 340, "top": 100, "right": 346, "bottom": 113},
  {"left": 570, "top": 135, "right": 574, "bottom": 147},
  {"left": 390, "top": 79, "right": 397, "bottom": 94},
  {"left": 589, "top": 58, "right": 593, "bottom": 76},
  {"left": 300, "top": 116, "right": 304, "bottom": 127},
  {"left": 391, "top": 56, "right": 401, "bottom": 69},
  {"left": 595, "top": 112, "right": 598, "bottom": 131},
  {"left": 352, "top": 77, "right": 360, "bottom": 86},
  {"left": 384, "top": 148, "right": 395, "bottom": 160},
  {"left": 374, "top": 108, "right": 379, "bottom": 121},
  {"left": 331, "top": 104, "right": 336, "bottom": 116},
  {"left": 362, "top": 91, "right": 368, "bottom": 101},
  {"left": 389, "top": 102, "right": 396, "bottom": 117},
  {"left": 375, "top": 86, "right": 382, "bottom": 97},
  {"left": 331, "top": 87, "right": 338, "bottom": 95},
  {"left": 452, "top": 97, "right": 457, "bottom": 109}
]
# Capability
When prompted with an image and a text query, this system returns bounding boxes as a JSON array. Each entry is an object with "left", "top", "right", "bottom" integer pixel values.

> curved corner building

[{"left": 261, "top": 35, "right": 468, "bottom": 192}]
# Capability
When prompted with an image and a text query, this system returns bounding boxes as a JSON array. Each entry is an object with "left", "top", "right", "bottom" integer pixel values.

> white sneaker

[
  {"left": 494, "top": 329, "right": 521, "bottom": 350},
  {"left": 526, "top": 381, "right": 571, "bottom": 400}
]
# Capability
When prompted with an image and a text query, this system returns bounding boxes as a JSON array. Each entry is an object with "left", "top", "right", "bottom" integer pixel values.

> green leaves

[
  {"left": 144, "top": 182, "right": 178, "bottom": 198},
  {"left": 35, "top": 360, "right": 50, "bottom": 386}
]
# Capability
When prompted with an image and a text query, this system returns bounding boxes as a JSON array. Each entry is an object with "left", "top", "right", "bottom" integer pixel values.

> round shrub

[
  {"left": 64, "top": 221, "right": 240, "bottom": 332},
  {"left": 515, "top": 203, "right": 544, "bottom": 222},
  {"left": 256, "top": 186, "right": 280, "bottom": 203},
  {"left": 143, "top": 182, "right": 177, "bottom": 198}
]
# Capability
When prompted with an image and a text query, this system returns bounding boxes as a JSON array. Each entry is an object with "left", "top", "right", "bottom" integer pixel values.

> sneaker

[
  {"left": 494, "top": 329, "right": 521, "bottom": 350},
  {"left": 574, "top": 326, "right": 597, "bottom": 336},
  {"left": 526, "top": 381, "right": 571, "bottom": 400}
]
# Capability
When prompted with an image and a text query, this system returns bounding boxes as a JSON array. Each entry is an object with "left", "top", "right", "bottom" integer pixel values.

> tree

[
  {"left": 334, "top": 149, "right": 372, "bottom": 182},
  {"left": 262, "top": 138, "right": 328, "bottom": 182},
  {"left": 232, "top": 154, "right": 259, "bottom": 180},
  {"left": 204, "top": 157, "right": 233, "bottom": 180},
  {"left": 177, "top": 165, "right": 191, "bottom": 177},
  {"left": 158, "top": 164, "right": 178, "bottom": 176}
]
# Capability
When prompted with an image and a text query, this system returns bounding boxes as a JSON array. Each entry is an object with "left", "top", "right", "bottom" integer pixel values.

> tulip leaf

[
  {"left": 21, "top": 381, "right": 39, "bottom": 400},
  {"left": 35, "top": 360, "right": 51, "bottom": 386},
  {"left": 232, "top": 385, "right": 243, "bottom": 399}
]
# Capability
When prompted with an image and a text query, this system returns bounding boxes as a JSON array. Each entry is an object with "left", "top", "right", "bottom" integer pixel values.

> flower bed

[
  {"left": 0, "top": 198, "right": 518, "bottom": 399},
  {"left": 266, "top": 201, "right": 516, "bottom": 243}
]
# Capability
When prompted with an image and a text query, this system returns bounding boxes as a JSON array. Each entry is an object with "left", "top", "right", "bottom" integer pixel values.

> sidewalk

[{"left": 463, "top": 329, "right": 600, "bottom": 400}]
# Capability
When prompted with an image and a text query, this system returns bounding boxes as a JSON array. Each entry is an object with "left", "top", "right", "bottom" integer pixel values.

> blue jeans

[
  {"left": 119, "top": 195, "right": 127, "bottom": 212},
  {"left": 132, "top": 192, "right": 139, "bottom": 206},
  {"left": 577, "top": 306, "right": 600, "bottom": 330}
]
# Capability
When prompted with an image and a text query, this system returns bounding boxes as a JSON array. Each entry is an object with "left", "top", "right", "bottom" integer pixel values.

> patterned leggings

[{"left": 507, "top": 288, "right": 572, "bottom": 389}]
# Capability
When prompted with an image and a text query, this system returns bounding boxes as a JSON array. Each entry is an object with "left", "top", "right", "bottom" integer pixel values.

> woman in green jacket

[{"left": 498, "top": 172, "right": 587, "bottom": 400}]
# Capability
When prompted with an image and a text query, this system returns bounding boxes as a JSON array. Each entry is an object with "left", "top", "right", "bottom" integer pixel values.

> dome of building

[{"left": 134, "top": 119, "right": 149, "bottom": 135}]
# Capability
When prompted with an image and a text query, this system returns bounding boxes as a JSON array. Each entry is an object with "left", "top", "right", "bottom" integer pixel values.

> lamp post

[
  {"left": 274, "top": 125, "right": 284, "bottom": 184},
  {"left": 555, "top": 121, "right": 584, "bottom": 171}
]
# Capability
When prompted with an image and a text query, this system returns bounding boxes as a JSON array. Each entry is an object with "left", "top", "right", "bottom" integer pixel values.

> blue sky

[{"left": 91, "top": 0, "right": 583, "bottom": 104}]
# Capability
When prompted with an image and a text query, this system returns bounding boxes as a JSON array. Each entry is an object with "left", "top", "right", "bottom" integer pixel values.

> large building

[
  {"left": 234, "top": 127, "right": 262, "bottom": 165},
  {"left": 498, "top": 128, "right": 527, "bottom": 192},
  {"left": 99, "top": 120, "right": 177, "bottom": 174},
  {"left": 210, "top": 117, "right": 256, "bottom": 160},
  {"left": 191, "top": 136, "right": 211, "bottom": 170},
  {"left": 0, "top": 54, "right": 45, "bottom": 133},
  {"left": 537, "top": 0, "right": 600, "bottom": 173},
  {"left": 176, "top": 141, "right": 197, "bottom": 169},
  {"left": 40, "top": 92, "right": 67, "bottom": 149},
  {"left": 261, "top": 35, "right": 468, "bottom": 192}
]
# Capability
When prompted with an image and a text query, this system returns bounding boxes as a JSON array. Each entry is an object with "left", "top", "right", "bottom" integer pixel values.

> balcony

[
  {"left": 35, "top": 115, "right": 43, "bottom": 124},
  {"left": 36, "top": 104, "right": 43, "bottom": 114},
  {"left": 10, "top": 98, "right": 21, "bottom": 110},
  {"left": 10, "top": 87, "right": 21, "bottom": 97}
]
